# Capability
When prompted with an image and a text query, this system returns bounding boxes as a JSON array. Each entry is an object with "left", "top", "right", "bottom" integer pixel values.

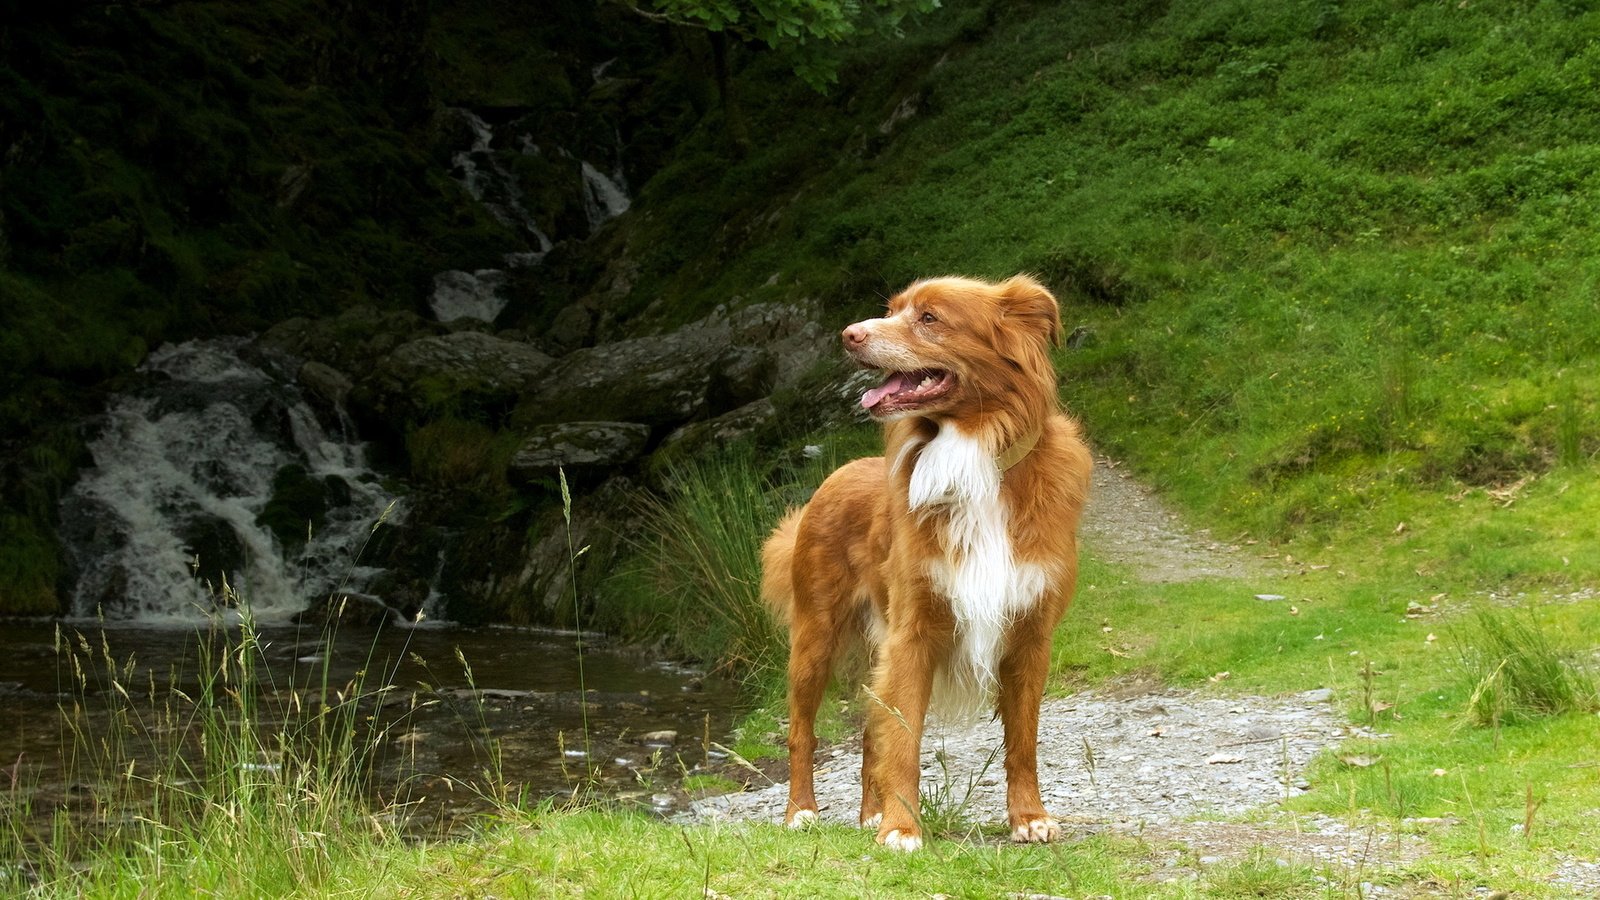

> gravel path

[
  {"left": 1080, "top": 456, "right": 1259, "bottom": 583},
  {"left": 690, "top": 688, "right": 1346, "bottom": 829},
  {"left": 686, "top": 456, "right": 1598, "bottom": 895}
]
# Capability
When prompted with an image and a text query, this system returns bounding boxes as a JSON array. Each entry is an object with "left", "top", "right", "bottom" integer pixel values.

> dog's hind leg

[
  {"left": 858, "top": 716, "right": 882, "bottom": 827},
  {"left": 782, "top": 606, "right": 842, "bottom": 827}
]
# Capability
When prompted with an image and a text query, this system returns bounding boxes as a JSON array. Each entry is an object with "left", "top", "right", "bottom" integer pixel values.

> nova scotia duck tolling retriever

[{"left": 760, "top": 274, "right": 1093, "bottom": 851}]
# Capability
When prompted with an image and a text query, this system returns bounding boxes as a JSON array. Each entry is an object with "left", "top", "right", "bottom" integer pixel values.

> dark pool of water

[{"left": 0, "top": 619, "right": 747, "bottom": 838}]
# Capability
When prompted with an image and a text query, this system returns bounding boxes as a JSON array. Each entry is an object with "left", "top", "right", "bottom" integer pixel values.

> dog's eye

[{"left": 920, "top": 311, "right": 937, "bottom": 325}]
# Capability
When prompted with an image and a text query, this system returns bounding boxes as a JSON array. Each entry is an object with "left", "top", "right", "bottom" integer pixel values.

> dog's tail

[{"left": 759, "top": 508, "right": 803, "bottom": 630}]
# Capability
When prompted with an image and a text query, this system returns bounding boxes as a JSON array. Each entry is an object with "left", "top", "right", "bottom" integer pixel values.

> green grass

[
  {"left": 609, "top": 0, "right": 1600, "bottom": 586},
  {"left": 601, "top": 449, "right": 788, "bottom": 677},
  {"left": 340, "top": 807, "right": 1191, "bottom": 898},
  {"left": 1459, "top": 609, "right": 1599, "bottom": 728}
]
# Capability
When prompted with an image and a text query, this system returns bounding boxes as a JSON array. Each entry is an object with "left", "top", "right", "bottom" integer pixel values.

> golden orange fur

[{"left": 762, "top": 274, "right": 1093, "bottom": 851}]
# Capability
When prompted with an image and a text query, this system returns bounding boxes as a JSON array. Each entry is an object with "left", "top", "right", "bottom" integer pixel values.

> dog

[{"left": 760, "top": 274, "right": 1092, "bottom": 851}]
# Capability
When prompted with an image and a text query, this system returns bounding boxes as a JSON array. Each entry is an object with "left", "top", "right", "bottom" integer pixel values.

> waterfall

[
  {"left": 58, "top": 339, "right": 400, "bottom": 624},
  {"left": 433, "top": 108, "right": 633, "bottom": 323},
  {"left": 432, "top": 108, "right": 558, "bottom": 324},
  {"left": 581, "top": 161, "right": 631, "bottom": 233},
  {"left": 448, "top": 107, "right": 553, "bottom": 254}
]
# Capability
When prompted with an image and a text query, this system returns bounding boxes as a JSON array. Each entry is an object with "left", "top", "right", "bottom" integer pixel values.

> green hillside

[{"left": 614, "top": 0, "right": 1600, "bottom": 586}]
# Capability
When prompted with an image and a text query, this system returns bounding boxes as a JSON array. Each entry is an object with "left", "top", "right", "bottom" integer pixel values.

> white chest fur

[{"left": 905, "top": 427, "right": 1048, "bottom": 718}]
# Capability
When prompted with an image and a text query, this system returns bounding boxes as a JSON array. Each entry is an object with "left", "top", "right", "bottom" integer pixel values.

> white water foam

[
  {"left": 429, "top": 268, "right": 509, "bottom": 323},
  {"left": 580, "top": 160, "right": 631, "bottom": 232},
  {"left": 59, "top": 339, "right": 400, "bottom": 625}
]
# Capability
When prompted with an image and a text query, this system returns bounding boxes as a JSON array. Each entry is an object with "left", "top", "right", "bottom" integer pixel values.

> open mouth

[{"left": 859, "top": 368, "right": 956, "bottom": 416}]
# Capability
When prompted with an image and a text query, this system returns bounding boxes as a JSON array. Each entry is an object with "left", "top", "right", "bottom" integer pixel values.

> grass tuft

[
  {"left": 1458, "top": 609, "right": 1599, "bottom": 728},
  {"left": 616, "top": 451, "right": 788, "bottom": 679},
  {"left": 918, "top": 744, "right": 999, "bottom": 840}
]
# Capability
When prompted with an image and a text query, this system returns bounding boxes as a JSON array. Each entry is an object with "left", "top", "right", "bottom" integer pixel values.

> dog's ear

[{"left": 998, "top": 274, "right": 1063, "bottom": 349}]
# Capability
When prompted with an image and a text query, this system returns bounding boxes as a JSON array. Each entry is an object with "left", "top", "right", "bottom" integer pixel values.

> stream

[{"left": 0, "top": 619, "right": 745, "bottom": 840}]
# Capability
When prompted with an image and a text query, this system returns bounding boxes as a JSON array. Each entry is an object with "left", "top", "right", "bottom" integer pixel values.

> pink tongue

[{"left": 861, "top": 372, "right": 910, "bottom": 409}]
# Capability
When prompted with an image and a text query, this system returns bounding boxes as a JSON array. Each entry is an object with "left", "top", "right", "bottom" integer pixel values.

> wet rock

[
  {"left": 639, "top": 730, "right": 678, "bottom": 746},
  {"left": 515, "top": 476, "right": 644, "bottom": 618},
  {"left": 294, "top": 592, "right": 401, "bottom": 627},
  {"left": 379, "top": 332, "right": 552, "bottom": 394},
  {"left": 179, "top": 515, "right": 246, "bottom": 593},
  {"left": 514, "top": 302, "right": 827, "bottom": 430},
  {"left": 360, "top": 331, "right": 553, "bottom": 423},
  {"left": 545, "top": 303, "right": 596, "bottom": 354},
  {"left": 258, "top": 306, "right": 436, "bottom": 376},
  {"left": 721, "top": 302, "right": 835, "bottom": 396},
  {"left": 297, "top": 361, "right": 353, "bottom": 408},
  {"left": 709, "top": 345, "right": 775, "bottom": 410},
  {"left": 508, "top": 422, "right": 651, "bottom": 483},
  {"left": 430, "top": 270, "right": 508, "bottom": 324},
  {"left": 514, "top": 330, "right": 733, "bottom": 428},
  {"left": 255, "top": 464, "right": 330, "bottom": 552},
  {"left": 653, "top": 399, "right": 777, "bottom": 472}
]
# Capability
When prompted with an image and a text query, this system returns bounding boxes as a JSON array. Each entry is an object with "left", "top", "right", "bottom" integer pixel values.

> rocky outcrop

[
  {"left": 237, "top": 297, "right": 840, "bottom": 628},
  {"left": 360, "top": 331, "right": 554, "bottom": 422},
  {"left": 652, "top": 399, "right": 778, "bottom": 473},
  {"left": 510, "top": 422, "right": 652, "bottom": 483},
  {"left": 513, "top": 302, "right": 830, "bottom": 431},
  {"left": 258, "top": 306, "right": 437, "bottom": 377},
  {"left": 514, "top": 476, "right": 644, "bottom": 619}
]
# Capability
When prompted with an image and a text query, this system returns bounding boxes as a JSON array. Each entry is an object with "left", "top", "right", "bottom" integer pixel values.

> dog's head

[{"left": 844, "top": 274, "right": 1063, "bottom": 422}]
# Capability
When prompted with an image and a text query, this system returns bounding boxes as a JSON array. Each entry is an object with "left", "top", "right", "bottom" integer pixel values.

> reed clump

[{"left": 0, "top": 582, "right": 507, "bottom": 897}]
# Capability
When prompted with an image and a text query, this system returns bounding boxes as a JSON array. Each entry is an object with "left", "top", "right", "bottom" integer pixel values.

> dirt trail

[{"left": 1080, "top": 456, "right": 1257, "bottom": 582}]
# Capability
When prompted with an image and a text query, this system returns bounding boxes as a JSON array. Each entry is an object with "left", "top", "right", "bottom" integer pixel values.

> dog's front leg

[
  {"left": 997, "top": 609, "right": 1061, "bottom": 843},
  {"left": 867, "top": 620, "right": 942, "bottom": 851}
]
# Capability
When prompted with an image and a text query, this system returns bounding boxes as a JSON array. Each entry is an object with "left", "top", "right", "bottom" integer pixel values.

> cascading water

[
  {"left": 448, "top": 107, "right": 554, "bottom": 252},
  {"left": 430, "top": 107, "right": 632, "bottom": 323},
  {"left": 58, "top": 338, "right": 399, "bottom": 624},
  {"left": 430, "top": 108, "right": 559, "bottom": 325},
  {"left": 580, "top": 160, "right": 631, "bottom": 233}
]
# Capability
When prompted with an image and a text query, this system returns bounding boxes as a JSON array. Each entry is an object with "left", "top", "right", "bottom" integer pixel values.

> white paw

[
  {"left": 1011, "top": 817, "right": 1061, "bottom": 843},
  {"left": 785, "top": 809, "right": 818, "bottom": 829},
  {"left": 860, "top": 813, "right": 882, "bottom": 829},
  {"left": 881, "top": 829, "right": 923, "bottom": 852}
]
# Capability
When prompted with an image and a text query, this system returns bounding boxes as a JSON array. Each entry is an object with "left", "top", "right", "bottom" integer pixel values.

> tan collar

[{"left": 996, "top": 426, "right": 1042, "bottom": 472}]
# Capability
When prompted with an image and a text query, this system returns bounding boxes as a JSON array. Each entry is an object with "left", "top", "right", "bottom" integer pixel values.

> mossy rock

[
  {"left": 255, "top": 464, "right": 332, "bottom": 553},
  {"left": 508, "top": 422, "right": 651, "bottom": 485},
  {"left": 0, "top": 516, "right": 63, "bottom": 616}
]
